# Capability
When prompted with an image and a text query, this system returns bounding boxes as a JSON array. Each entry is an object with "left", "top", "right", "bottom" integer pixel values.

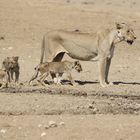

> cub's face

[
  {"left": 3, "top": 56, "right": 19, "bottom": 70},
  {"left": 9, "top": 57, "right": 19, "bottom": 69},
  {"left": 74, "top": 61, "right": 82, "bottom": 73}
]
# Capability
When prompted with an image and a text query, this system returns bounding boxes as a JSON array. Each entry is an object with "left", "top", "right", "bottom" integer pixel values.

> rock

[
  {"left": 45, "top": 126, "right": 49, "bottom": 129},
  {"left": 88, "top": 104, "right": 94, "bottom": 109},
  {"left": 18, "top": 126, "right": 22, "bottom": 130},
  {"left": 59, "top": 122, "right": 65, "bottom": 126},
  {"left": 48, "top": 121, "right": 57, "bottom": 128},
  {"left": 92, "top": 108, "right": 98, "bottom": 114},
  {"left": 92, "top": 101, "right": 96, "bottom": 104},
  {"left": 0, "top": 129, "right": 7, "bottom": 133},
  {"left": 38, "top": 124, "right": 42, "bottom": 128},
  {"left": 8, "top": 47, "right": 13, "bottom": 50},
  {"left": 0, "top": 36, "right": 5, "bottom": 40},
  {"left": 41, "top": 132, "right": 46, "bottom": 137}
]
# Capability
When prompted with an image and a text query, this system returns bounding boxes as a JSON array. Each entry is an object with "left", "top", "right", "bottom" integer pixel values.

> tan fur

[
  {"left": 40, "top": 23, "right": 136, "bottom": 87},
  {"left": 2, "top": 56, "right": 20, "bottom": 83},
  {"left": 29, "top": 60, "right": 82, "bottom": 86},
  {"left": 0, "top": 69, "right": 8, "bottom": 89}
]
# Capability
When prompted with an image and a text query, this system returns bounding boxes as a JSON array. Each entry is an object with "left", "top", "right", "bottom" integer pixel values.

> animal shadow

[
  {"left": 114, "top": 81, "right": 140, "bottom": 86},
  {"left": 61, "top": 80, "right": 98, "bottom": 85},
  {"left": 44, "top": 79, "right": 98, "bottom": 85}
]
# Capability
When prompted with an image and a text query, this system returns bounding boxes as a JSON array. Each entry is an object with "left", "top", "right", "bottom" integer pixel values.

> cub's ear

[
  {"left": 44, "top": 63, "right": 49, "bottom": 67},
  {"left": 74, "top": 61, "right": 80, "bottom": 65},
  {"left": 13, "top": 56, "right": 19, "bottom": 62},
  {"left": 2, "top": 61, "right": 5, "bottom": 65}
]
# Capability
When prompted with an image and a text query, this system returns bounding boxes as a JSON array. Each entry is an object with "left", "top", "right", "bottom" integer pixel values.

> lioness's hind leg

[
  {"left": 51, "top": 52, "right": 65, "bottom": 80},
  {"left": 52, "top": 52, "right": 65, "bottom": 62}
]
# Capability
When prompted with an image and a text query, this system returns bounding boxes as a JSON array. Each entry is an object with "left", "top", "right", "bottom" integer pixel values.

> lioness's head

[
  {"left": 74, "top": 61, "right": 82, "bottom": 73},
  {"left": 116, "top": 23, "right": 136, "bottom": 45}
]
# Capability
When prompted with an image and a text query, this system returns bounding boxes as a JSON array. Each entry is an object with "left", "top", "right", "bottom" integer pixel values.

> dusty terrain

[{"left": 0, "top": 0, "right": 140, "bottom": 139}]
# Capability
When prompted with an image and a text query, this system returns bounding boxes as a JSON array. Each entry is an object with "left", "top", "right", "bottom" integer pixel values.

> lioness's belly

[
  {"left": 68, "top": 51, "right": 97, "bottom": 61},
  {"left": 61, "top": 40, "right": 97, "bottom": 61}
]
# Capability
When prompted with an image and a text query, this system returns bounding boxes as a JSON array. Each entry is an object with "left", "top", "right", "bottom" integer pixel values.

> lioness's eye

[{"left": 127, "top": 30, "right": 130, "bottom": 33}]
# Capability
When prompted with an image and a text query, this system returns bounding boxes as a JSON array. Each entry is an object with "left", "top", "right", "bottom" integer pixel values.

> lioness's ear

[{"left": 115, "top": 22, "right": 124, "bottom": 29}]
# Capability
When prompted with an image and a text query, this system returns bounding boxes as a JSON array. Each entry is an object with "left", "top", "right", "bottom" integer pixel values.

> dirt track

[{"left": 0, "top": 0, "right": 140, "bottom": 139}]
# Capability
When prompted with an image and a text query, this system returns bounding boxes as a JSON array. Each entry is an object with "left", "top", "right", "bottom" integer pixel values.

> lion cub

[
  {"left": 0, "top": 68, "right": 8, "bottom": 89},
  {"left": 2, "top": 56, "right": 20, "bottom": 83},
  {"left": 29, "top": 60, "right": 82, "bottom": 86}
]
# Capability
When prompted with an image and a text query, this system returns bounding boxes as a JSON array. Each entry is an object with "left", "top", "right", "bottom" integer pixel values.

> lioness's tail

[
  {"left": 29, "top": 65, "right": 40, "bottom": 85},
  {"left": 40, "top": 36, "right": 45, "bottom": 64}
]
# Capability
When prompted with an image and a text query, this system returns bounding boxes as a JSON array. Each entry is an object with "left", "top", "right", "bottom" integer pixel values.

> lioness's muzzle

[{"left": 127, "top": 40, "right": 134, "bottom": 45}]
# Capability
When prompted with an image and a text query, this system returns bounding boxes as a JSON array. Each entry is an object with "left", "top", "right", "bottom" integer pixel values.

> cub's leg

[
  {"left": 11, "top": 71, "right": 14, "bottom": 81},
  {"left": 15, "top": 70, "right": 20, "bottom": 83},
  {"left": 38, "top": 72, "right": 49, "bottom": 87},
  {"left": 0, "top": 78, "right": 5, "bottom": 89},
  {"left": 55, "top": 73, "right": 63, "bottom": 85},
  {"left": 0, "top": 73, "right": 8, "bottom": 89},
  {"left": 67, "top": 71, "right": 75, "bottom": 86},
  {"left": 7, "top": 71, "right": 11, "bottom": 83}
]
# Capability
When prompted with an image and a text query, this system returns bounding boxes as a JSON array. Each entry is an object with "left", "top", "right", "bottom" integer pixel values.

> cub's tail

[{"left": 29, "top": 64, "right": 40, "bottom": 85}]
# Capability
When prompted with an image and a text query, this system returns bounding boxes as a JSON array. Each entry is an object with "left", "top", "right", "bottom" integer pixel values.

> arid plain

[{"left": 0, "top": 0, "right": 140, "bottom": 139}]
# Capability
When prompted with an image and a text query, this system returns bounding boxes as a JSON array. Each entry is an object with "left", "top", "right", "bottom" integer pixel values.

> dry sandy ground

[
  {"left": 0, "top": 115, "right": 140, "bottom": 140},
  {"left": 0, "top": 0, "right": 140, "bottom": 139}
]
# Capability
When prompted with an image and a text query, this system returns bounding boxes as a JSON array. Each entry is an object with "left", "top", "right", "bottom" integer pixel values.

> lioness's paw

[
  {"left": 109, "top": 82, "right": 114, "bottom": 86},
  {"left": 101, "top": 83, "right": 110, "bottom": 88}
]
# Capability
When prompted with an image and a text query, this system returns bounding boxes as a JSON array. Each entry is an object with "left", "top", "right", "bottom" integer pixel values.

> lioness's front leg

[
  {"left": 98, "top": 58, "right": 109, "bottom": 87},
  {"left": 105, "top": 58, "right": 113, "bottom": 85}
]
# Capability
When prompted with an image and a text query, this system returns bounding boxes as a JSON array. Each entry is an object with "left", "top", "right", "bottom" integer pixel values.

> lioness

[
  {"left": 29, "top": 60, "right": 82, "bottom": 86},
  {"left": 40, "top": 23, "right": 136, "bottom": 87},
  {"left": 0, "top": 68, "right": 8, "bottom": 89},
  {"left": 2, "top": 56, "right": 20, "bottom": 83}
]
